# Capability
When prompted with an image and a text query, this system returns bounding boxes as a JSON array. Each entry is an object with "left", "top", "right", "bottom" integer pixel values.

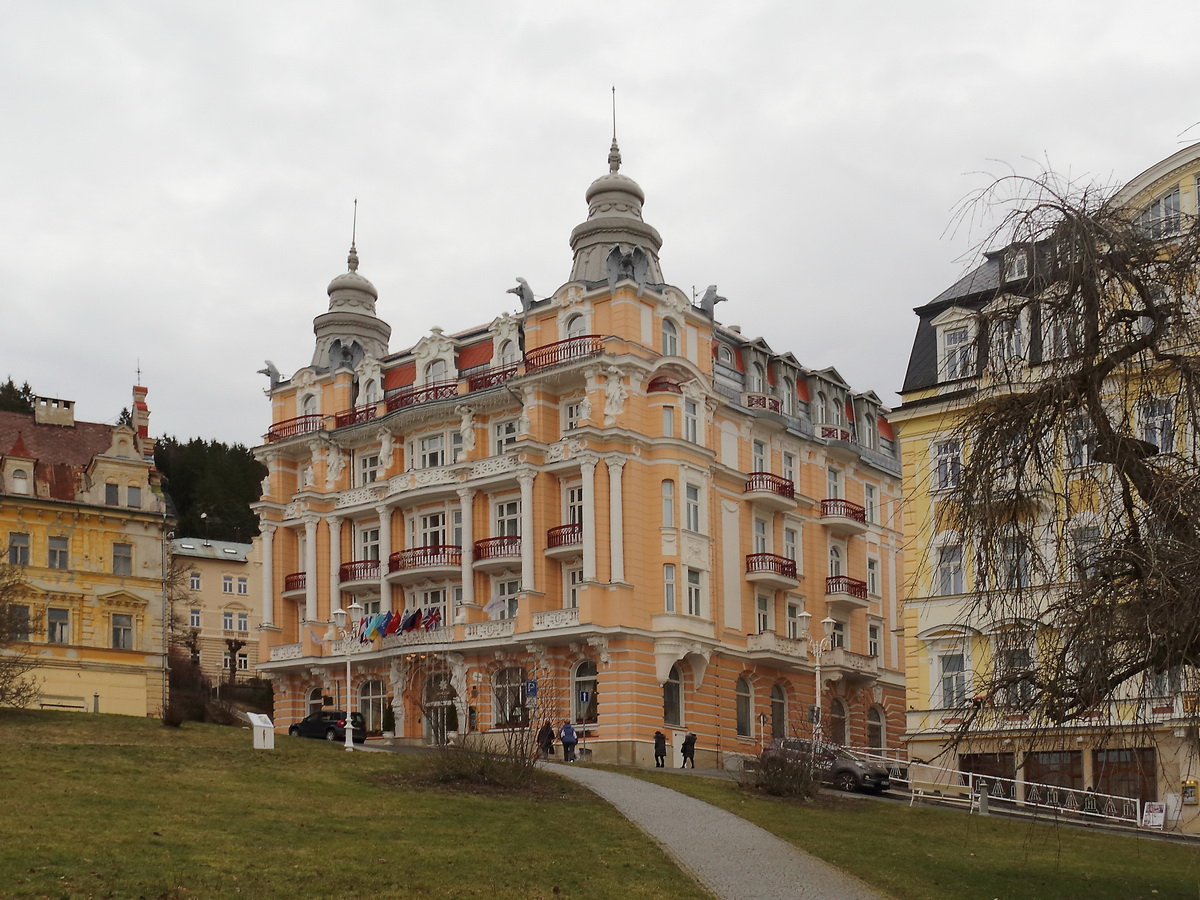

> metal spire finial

[
  {"left": 608, "top": 86, "right": 621, "bottom": 174},
  {"left": 347, "top": 199, "right": 359, "bottom": 272}
]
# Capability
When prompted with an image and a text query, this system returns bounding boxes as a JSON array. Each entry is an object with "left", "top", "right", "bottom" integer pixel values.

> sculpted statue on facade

[
  {"left": 506, "top": 277, "right": 535, "bottom": 312},
  {"left": 325, "top": 449, "right": 346, "bottom": 489},
  {"left": 377, "top": 429, "right": 394, "bottom": 469},
  {"left": 456, "top": 405, "right": 477, "bottom": 452},
  {"left": 604, "top": 368, "right": 627, "bottom": 424}
]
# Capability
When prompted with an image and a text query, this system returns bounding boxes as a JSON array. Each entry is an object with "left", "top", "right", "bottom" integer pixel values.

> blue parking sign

[{"left": 526, "top": 679, "right": 538, "bottom": 697}]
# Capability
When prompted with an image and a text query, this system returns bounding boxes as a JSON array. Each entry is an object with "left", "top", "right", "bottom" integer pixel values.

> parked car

[
  {"left": 287, "top": 709, "right": 366, "bottom": 744},
  {"left": 761, "top": 738, "right": 891, "bottom": 793}
]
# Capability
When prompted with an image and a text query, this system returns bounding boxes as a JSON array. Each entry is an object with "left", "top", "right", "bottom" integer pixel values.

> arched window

[
  {"left": 565, "top": 314, "right": 586, "bottom": 339},
  {"left": 829, "top": 395, "right": 842, "bottom": 425},
  {"left": 301, "top": 394, "right": 317, "bottom": 417},
  {"left": 10, "top": 469, "right": 29, "bottom": 495},
  {"left": 815, "top": 392, "right": 827, "bottom": 423},
  {"left": 735, "top": 676, "right": 752, "bottom": 737},
  {"left": 828, "top": 698, "right": 847, "bottom": 746},
  {"left": 770, "top": 684, "right": 786, "bottom": 739},
  {"left": 717, "top": 345, "right": 734, "bottom": 367},
  {"left": 829, "top": 545, "right": 842, "bottom": 577},
  {"left": 359, "top": 679, "right": 386, "bottom": 733},
  {"left": 307, "top": 687, "right": 324, "bottom": 716},
  {"left": 661, "top": 319, "right": 679, "bottom": 356},
  {"left": 749, "top": 362, "right": 766, "bottom": 393},
  {"left": 867, "top": 707, "right": 885, "bottom": 751},
  {"left": 663, "top": 664, "right": 682, "bottom": 726},
  {"left": 361, "top": 378, "right": 379, "bottom": 403},
  {"left": 498, "top": 340, "right": 519, "bottom": 366},
  {"left": 425, "top": 358, "right": 448, "bottom": 384},
  {"left": 860, "top": 415, "right": 876, "bottom": 449},
  {"left": 574, "top": 660, "right": 598, "bottom": 723},
  {"left": 662, "top": 480, "right": 675, "bottom": 527},
  {"left": 494, "top": 666, "right": 527, "bottom": 728}
]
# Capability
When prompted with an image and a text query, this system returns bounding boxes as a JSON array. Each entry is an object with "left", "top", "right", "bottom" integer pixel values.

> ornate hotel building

[{"left": 254, "top": 141, "right": 904, "bottom": 765}]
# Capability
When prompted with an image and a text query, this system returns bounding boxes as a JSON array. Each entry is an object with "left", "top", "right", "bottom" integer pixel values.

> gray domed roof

[{"left": 327, "top": 244, "right": 378, "bottom": 301}]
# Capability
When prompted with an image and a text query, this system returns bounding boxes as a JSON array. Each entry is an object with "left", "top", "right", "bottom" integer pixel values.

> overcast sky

[{"left": 5, "top": 2, "right": 1199, "bottom": 447}]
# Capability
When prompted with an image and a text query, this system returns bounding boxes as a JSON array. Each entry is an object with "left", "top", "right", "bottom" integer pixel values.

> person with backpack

[{"left": 559, "top": 720, "right": 578, "bottom": 762}]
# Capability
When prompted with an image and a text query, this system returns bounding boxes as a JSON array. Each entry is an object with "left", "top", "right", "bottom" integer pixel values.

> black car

[
  {"left": 761, "top": 738, "right": 891, "bottom": 793},
  {"left": 287, "top": 709, "right": 366, "bottom": 744}
]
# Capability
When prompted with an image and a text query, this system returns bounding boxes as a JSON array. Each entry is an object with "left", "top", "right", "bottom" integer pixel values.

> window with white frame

[
  {"left": 826, "top": 468, "right": 841, "bottom": 499},
  {"left": 830, "top": 620, "right": 845, "bottom": 649},
  {"left": 494, "top": 498, "right": 520, "bottom": 537},
  {"left": 1071, "top": 525, "right": 1102, "bottom": 580},
  {"left": 935, "top": 544, "right": 964, "bottom": 596},
  {"left": 868, "top": 623, "right": 881, "bottom": 658},
  {"left": 189, "top": 608, "right": 201, "bottom": 628},
  {"left": 662, "top": 318, "right": 679, "bottom": 356},
  {"left": 564, "top": 566, "right": 583, "bottom": 609},
  {"left": 359, "top": 453, "right": 380, "bottom": 485},
  {"left": 498, "top": 340, "right": 520, "bottom": 366},
  {"left": 933, "top": 440, "right": 962, "bottom": 491},
  {"left": 494, "top": 666, "right": 528, "bottom": 728},
  {"left": 755, "top": 595, "right": 770, "bottom": 633},
  {"left": 565, "top": 483, "right": 584, "bottom": 525},
  {"left": 112, "top": 614, "right": 133, "bottom": 650},
  {"left": 6, "top": 532, "right": 29, "bottom": 566},
  {"left": 494, "top": 578, "right": 520, "bottom": 619},
  {"left": 48, "top": 608, "right": 69, "bottom": 643},
  {"left": 781, "top": 380, "right": 795, "bottom": 416},
  {"left": 1004, "top": 247, "right": 1029, "bottom": 281},
  {"left": 748, "top": 362, "right": 766, "bottom": 393},
  {"left": 301, "top": 393, "right": 317, "bottom": 416},
  {"left": 494, "top": 419, "right": 519, "bottom": 454},
  {"left": 237, "top": 611, "right": 248, "bottom": 632},
  {"left": 362, "top": 598, "right": 381, "bottom": 616},
  {"left": 663, "top": 564, "right": 676, "bottom": 613},
  {"left": 783, "top": 527, "right": 798, "bottom": 563},
  {"left": 415, "top": 587, "right": 448, "bottom": 624},
  {"left": 424, "top": 358, "right": 449, "bottom": 383},
  {"left": 127, "top": 485, "right": 141, "bottom": 508},
  {"left": 815, "top": 391, "right": 827, "bottom": 423},
  {"left": 752, "top": 439, "right": 766, "bottom": 473},
  {"left": 860, "top": 415, "right": 877, "bottom": 450},
  {"left": 735, "top": 676, "right": 753, "bottom": 737},
  {"left": 999, "top": 536, "right": 1031, "bottom": 589},
  {"left": 686, "top": 568, "right": 703, "bottom": 617},
  {"left": 189, "top": 570, "right": 201, "bottom": 591},
  {"left": 683, "top": 400, "right": 699, "bottom": 443},
  {"left": 717, "top": 345, "right": 735, "bottom": 367},
  {"left": 992, "top": 312, "right": 1024, "bottom": 362},
  {"left": 782, "top": 451, "right": 795, "bottom": 484},
  {"left": 786, "top": 602, "right": 801, "bottom": 639},
  {"left": 10, "top": 469, "right": 29, "bottom": 495},
  {"left": 574, "top": 660, "right": 599, "bottom": 723},
  {"left": 864, "top": 485, "right": 877, "bottom": 524},
  {"left": 1139, "top": 187, "right": 1181, "bottom": 238},
  {"left": 661, "top": 480, "right": 675, "bottom": 528},
  {"left": 222, "top": 575, "right": 233, "bottom": 594},
  {"left": 753, "top": 518, "right": 768, "bottom": 554},
  {"left": 941, "top": 325, "right": 974, "bottom": 381},
  {"left": 417, "top": 434, "right": 446, "bottom": 469},
  {"left": 360, "top": 527, "right": 380, "bottom": 560},
  {"left": 940, "top": 652, "right": 966, "bottom": 707},
  {"left": 867, "top": 558, "right": 880, "bottom": 596},
  {"left": 684, "top": 483, "right": 701, "bottom": 532},
  {"left": 1140, "top": 398, "right": 1173, "bottom": 454},
  {"left": 829, "top": 545, "right": 842, "bottom": 577},
  {"left": 223, "top": 610, "right": 234, "bottom": 630},
  {"left": 418, "top": 513, "right": 445, "bottom": 548},
  {"left": 1044, "top": 310, "right": 1080, "bottom": 360},
  {"left": 1065, "top": 417, "right": 1094, "bottom": 468},
  {"left": 661, "top": 405, "right": 675, "bottom": 437},
  {"left": 564, "top": 399, "right": 584, "bottom": 431},
  {"left": 112, "top": 543, "right": 133, "bottom": 576},
  {"left": 663, "top": 664, "right": 683, "bottom": 725},
  {"left": 565, "top": 314, "right": 586, "bottom": 339},
  {"left": 996, "top": 642, "right": 1033, "bottom": 705},
  {"left": 866, "top": 707, "right": 884, "bottom": 750}
]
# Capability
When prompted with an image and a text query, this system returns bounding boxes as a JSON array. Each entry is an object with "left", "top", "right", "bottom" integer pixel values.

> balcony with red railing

[
  {"left": 545, "top": 523, "right": 583, "bottom": 559},
  {"left": 473, "top": 535, "right": 521, "bottom": 572},
  {"left": 282, "top": 572, "right": 306, "bottom": 598},
  {"left": 524, "top": 335, "right": 603, "bottom": 373},
  {"left": 338, "top": 559, "right": 381, "bottom": 592},
  {"left": 467, "top": 364, "right": 520, "bottom": 392},
  {"left": 745, "top": 552, "right": 800, "bottom": 590},
  {"left": 387, "top": 545, "right": 462, "bottom": 584},
  {"left": 743, "top": 472, "right": 798, "bottom": 511},
  {"left": 743, "top": 393, "right": 782, "bottom": 414},
  {"left": 825, "top": 574, "right": 870, "bottom": 616},
  {"left": 334, "top": 403, "right": 379, "bottom": 429},
  {"left": 820, "top": 425, "right": 855, "bottom": 443},
  {"left": 266, "top": 414, "right": 325, "bottom": 443},
  {"left": 820, "top": 498, "right": 869, "bottom": 536},
  {"left": 385, "top": 379, "right": 461, "bottom": 413}
]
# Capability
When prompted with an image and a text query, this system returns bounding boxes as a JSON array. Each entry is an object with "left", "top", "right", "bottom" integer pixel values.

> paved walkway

[{"left": 548, "top": 763, "right": 887, "bottom": 900}]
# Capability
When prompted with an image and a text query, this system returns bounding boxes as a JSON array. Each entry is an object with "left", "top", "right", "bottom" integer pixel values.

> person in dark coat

[
  {"left": 653, "top": 730, "right": 667, "bottom": 767},
  {"left": 680, "top": 732, "right": 697, "bottom": 768},
  {"left": 559, "top": 720, "right": 578, "bottom": 762},
  {"left": 537, "top": 720, "right": 555, "bottom": 759}
]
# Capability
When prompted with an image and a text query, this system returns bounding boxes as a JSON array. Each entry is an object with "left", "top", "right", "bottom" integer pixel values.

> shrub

[{"left": 738, "top": 750, "right": 822, "bottom": 798}]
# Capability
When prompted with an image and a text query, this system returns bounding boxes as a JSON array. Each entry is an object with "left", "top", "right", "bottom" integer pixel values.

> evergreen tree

[
  {"left": 0, "top": 377, "right": 34, "bottom": 414},
  {"left": 155, "top": 437, "right": 267, "bottom": 542}
]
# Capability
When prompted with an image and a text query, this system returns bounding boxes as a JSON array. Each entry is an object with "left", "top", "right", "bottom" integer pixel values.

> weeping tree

[
  {"left": 939, "top": 171, "right": 1200, "bottom": 737},
  {"left": 0, "top": 563, "right": 39, "bottom": 707}
]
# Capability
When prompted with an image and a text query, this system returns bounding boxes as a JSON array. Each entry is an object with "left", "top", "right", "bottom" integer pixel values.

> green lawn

[
  {"left": 622, "top": 769, "right": 1200, "bottom": 900},
  {"left": 0, "top": 711, "right": 709, "bottom": 899}
]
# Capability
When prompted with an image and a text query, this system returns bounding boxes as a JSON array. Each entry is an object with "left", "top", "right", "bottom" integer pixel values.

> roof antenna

[
  {"left": 136, "top": 359, "right": 142, "bottom": 384},
  {"left": 608, "top": 86, "right": 621, "bottom": 174},
  {"left": 347, "top": 199, "right": 359, "bottom": 272}
]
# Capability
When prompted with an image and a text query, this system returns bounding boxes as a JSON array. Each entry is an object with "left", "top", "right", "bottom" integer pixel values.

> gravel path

[{"left": 550, "top": 763, "right": 888, "bottom": 900}]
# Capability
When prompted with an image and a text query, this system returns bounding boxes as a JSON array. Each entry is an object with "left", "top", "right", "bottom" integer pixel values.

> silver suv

[{"left": 761, "top": 739, "right": 891, "bottom": 793}]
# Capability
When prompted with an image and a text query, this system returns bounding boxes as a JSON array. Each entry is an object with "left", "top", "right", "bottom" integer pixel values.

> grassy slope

[{"left": 1, "top": 711, "right": 709, "bottom": 900}]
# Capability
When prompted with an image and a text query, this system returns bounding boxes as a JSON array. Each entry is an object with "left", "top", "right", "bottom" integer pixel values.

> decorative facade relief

[
  {"left": 325, "top": 449, "right": 345, "bottom": 489},
  {"left": 604, "top": 367, "right": 627, "bottom": 425},
  {"left": 412, "top": 328, "right": 456, "bottom": 383},
  {"left": 377, "top": 429, "right": 394, "bottom": 469},
  {"left": 456, "top": 405, "right": 477, "bottom": 452},
  {"left": 335, "top": 486, "right": 385, "bottom": 509}
]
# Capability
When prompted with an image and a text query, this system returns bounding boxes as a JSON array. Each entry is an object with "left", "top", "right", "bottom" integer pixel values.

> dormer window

[
  {"left": 565, "top": 314, "right": 586, "bottom": 340},
  {"left": 424, "top": 358, "right": 449, "bottom": 384},
  {"left": 993, "top": 314, "right": 1024, "bottom": 362},
  {"left": 301, "top": 394, "right": 317, "bottom": 417},
  {"left": 1139, "top": 187, "right": 1181, "bottom": 239},
  {"left": 748, "top": 362, "right": 766, "bottom": 393},
  {"left": 498, "top": 340, "right": 519, "bottom": 367},
  {"left": 10, "top": 468, "right": 29, "bottom": 495},
  {"left": 717, "top": 345, "right": 735, "bottom": 367},
  {"left": 1004, "top": 247, "right": 1029, "bottom": 282},
  {"left": 931, "top": 307, "right": 979, "bottom": 383}
]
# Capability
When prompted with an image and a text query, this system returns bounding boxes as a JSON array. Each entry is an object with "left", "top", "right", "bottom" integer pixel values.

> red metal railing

[
  {"left": 385, "top": 379, "right": 460, "bottom": 412},
  {"left": 474, "top": 535, "right": 521, "bottom": 559},
  {"left": 334, "top": 404, "right": 378, "bottom": 428},
  {"left": 821, "top": 499, "right": 866, "bottom": 523},
  {"left": 339, "top": 559, "right": 381, "bottom": 582},
  {"left": 826, "top": 575, "right": 868, "bottom": 598},
  {"left": 467, "top": 365, "right": 519, "bottom": 391},
  {"left": 745, "top": 553, "right": 798, "bottom": 579},
  {"left": 744, "top": 472, "right": 795, "bottom": 499},
  {"left": 547, "top": 523, "right": 583, "bottom": 548},
  {"left": 820, "top": 426, "right": 854, "bottom": 442},
  {"left": 266, "top": 414, "right": 325, "bottom": 442},
  {"left": 745, "top": 393, "right": 782, "bottom": 413},
  {"left": 524, "top": 335, "right": 603, "bottom": 372},
  {"left": 283, "top": 572, "right": 306, "bottom": 592},
  {"left": 388, "top": 545, "right": 462, "bottom": 572}
]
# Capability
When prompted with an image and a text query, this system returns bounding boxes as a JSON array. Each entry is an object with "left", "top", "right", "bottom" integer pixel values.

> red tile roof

[{"left": 0, "top": 409, "right": 116, "bottom": 501}]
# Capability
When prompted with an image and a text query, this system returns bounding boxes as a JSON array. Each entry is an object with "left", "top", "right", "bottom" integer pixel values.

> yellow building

[
  {"left": 893, "top": 142, "right": 1200, "bottom": 830},
  {"left": 0, "top": 388, "right": 171, "bottom": 717},
  {"left": 255, "top": 140, "right": 904, "bottom": 766},
  {"left": 170, "top": 538, "right": 262, "bottom": 682}
]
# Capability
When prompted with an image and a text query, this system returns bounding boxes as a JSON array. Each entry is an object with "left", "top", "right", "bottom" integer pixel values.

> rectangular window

[
  {"left": 494, "top": 420, "right": 519, "bottom": 454},
  {"left": 237, "top": 576, "right": 248, "bottom": 595},
  {"left": 565, "top": 484, "right": 584, "bottom": 526},
  {"left": 940, "top": 653, "right": 966, "bottom": 707},
  {"left": 943, "top": 326, "right": 973, "bottom": 380},
  {"left": 495, "top": 499, "right": 520, "bottom": 537},
  {"left": 418, "top": 514, "right": 444, "bottom": 547},
  {"left": 237, "top": 612, "right": 249, "bottom": 632},
  {"left": 998, "top": 645, "right": 1033, "bottom": 705},
  {"left": 359, "top": 527, "right": 380, "bottom": 561},
  {"left": 1000, "top": 537, "right": 1030, "bottom": 589},
  {"left": 1072, "top": 526, "right": 1102, "bottom": 580},
  {"left": 223, "top": 610, "right": 234, "bottom": 630},
  {"left": 786, "top": 603, "right": 800, "bottom": 640},
  {"left": 752, "top": 440, "right": 766, "bottom": 473},
  {"left": 1139, "top": 187, "right": 1181, "bottom": 238},
  {"left": 125, "top": 485, "right": 142, "bottom": 508},
  {"left": 359, "top": 454, "right": 380, "bottom": 485},
  {"left": 48, "top": 608, "right": 69, "bottom": 644},
  {"left": 686, "top": 568, "right": 702, "bottom": 617},
  {"left": 993, "top": 315, "right": 1024, "bottom": 361},
  {"left": 936, "top": 544, "right": 964, "bottom": 595},
  {"left": 1065, "top": 418, "right": 1093, "bottom": 468},
  {"left": 1140, "top": 399, "right": 1174, "bottom": 454},
  {"left": 105, "top": 483, "right": 119, "bottom": 506},
  {"left": 222, "top": 575, "right": 234, "bottom": 594},
  {"left": 753, "top": 518, "right": 768, "bottom": 554},
  {"left": 113, "top": 543, "right": 133, "bottom": 576},
  {"left": 565, "top": 567, "right": 584, "bottom": 609},
  {"left": 189, "top": 608, "right": 201, "bottom": 628},
  {"left": 866, "top": 558, "right": 880, "bottom": 597},
  {"left": 237, "top": 652, "right": 248, "bottom": 670},
  {"left": 564, "top": 401, "right": 583, "bottom": 431},
  {"left": 826, "top": 468, "right": 841, "bottom": 500},
  {"left": 756, "top": 595, "right": 769, "bottom": 633},
  {"left": 831, "top": 620, "right": 845, "bottom": 649},
  {"left": 864, "top": 485, "right": 877, "bottom": 524},
  {"left": 661, "top": 406, "right": 675, "bottom": 437},
  {"left": 419, "top": 588, "right": 447, "bottom": 624},
  {"left": 663, "top": 564, "right": 676, "bottom": 613},
  {"left": 661, "top": 480, "right": 675, "bottom": 528},
  {"left": 12, "top": 605, "right": 30, "bottom": 641},
  {"left": 495, "top": 578, "right": 521, "bottom": 619},
  {"left": 189, "top": 571, "right": 201, "bottom": 591},
  {"left": 934, "top": 440, "right": 962, "bottom": 490},
  {"left": 782, "top": 451, "right": 796, "bottom": 484},
  {"left": 418, "top": 434, "right": 445, "bottom": 469},
  {"left": 362, "top": 598, "right": 381, "bottom": 616},
  {"left": 112, "top": 613, "right": 133, "bottom": 650},
  {"left": 868, "top": 624, "right": 881, "bottom": 658},
  {"left": 7, "top": 533, "right": 29, "bottom": 566},
  {"left": 684, "top": 484, "right": 701, "bottom": 532},
  {"left": 683, "top": 400, "right": 699, "bottom": 443},
  {"left": 783, "top": 527, "right": 798, "bottom": 563}
]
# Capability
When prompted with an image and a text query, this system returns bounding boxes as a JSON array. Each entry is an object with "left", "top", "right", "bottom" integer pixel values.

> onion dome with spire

[{"left": 312, "top": 241, "right": 391, "bottom": 369}]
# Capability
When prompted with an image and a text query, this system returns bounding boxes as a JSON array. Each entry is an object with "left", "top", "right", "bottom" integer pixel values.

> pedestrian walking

[
  {"left": 559, "top": 720, "right": 578, "bottom": 762},
  {"left": 681, "top": 732, "right": 697, "bottom": 768},
  {"left": 653, "top": 730, "right": 667, "bottom": 768},
  {"left": 537, "top": 720, "right": 555, "bottom": 759}
]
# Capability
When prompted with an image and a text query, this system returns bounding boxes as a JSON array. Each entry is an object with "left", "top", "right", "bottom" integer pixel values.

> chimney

[{"left": 34, "top": 396, "right": 75, "bottom": 427}]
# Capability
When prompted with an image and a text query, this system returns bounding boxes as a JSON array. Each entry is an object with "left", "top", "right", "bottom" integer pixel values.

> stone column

[
  {"left": 606, "top": 458, "right": 626, "bottom": 584},
  {"left": 376, "top": 504, "right": 392, "bottom": 613},
  {"left": 457, "top": 487, "right": 476, "bottom": 613},
  {"left": 259, "top": 524, "right": 275, "bottom": 626},
  {"left": 328, "top": 516, "right": 342, "bottom": 618},
  {"left": 303, "top": 515, "right": 319, "bottom": 622},
  {"left": 581, "top": 458, "right": 597, "bottom": 582},
  {"left": 518, "top": 471, "right": 536, "bottom": 591}
]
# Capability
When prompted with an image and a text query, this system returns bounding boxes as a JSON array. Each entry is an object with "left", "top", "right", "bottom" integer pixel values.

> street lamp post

[
  {"left": 331, "top": 600, "right": 365, "bottom": 752},
  {"left": 797, "top": 612, "right": 837, "bottom": 742}
]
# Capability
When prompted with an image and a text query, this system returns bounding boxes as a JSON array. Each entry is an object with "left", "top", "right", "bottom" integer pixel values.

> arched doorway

[{"left": 423, "top": 673, "right": 458, "bottom": 745}]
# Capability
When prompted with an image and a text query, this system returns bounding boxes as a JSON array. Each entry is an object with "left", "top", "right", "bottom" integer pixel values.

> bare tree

[
  {"left": 937, "top": 170, "right": 1200, "bottom": 738},
  {"left": 0, "top": 562, "right": 40, "bottom": 707}
]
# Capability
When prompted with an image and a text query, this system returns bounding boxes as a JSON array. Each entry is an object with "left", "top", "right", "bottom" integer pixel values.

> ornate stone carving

[
  {"left": 603, "top": 367, "right": 627, "bottom": 425},
  {"left": 325, "top": 450, "right": 345, "bottom": 489},
  {"left": 377, "top": 429, "right": 394, "bottom": 469},
  {"left": 456, "top": 405, "right": 477, "bottom": 452},
  {"left": 335, "top": 487, "right": 383, "bottom": 509},
  {"left": 586, "top": 635, "right": 611, "bottom": 666},
  {"left": 469, "top": 455, "right": 518, "bottom": 478}
]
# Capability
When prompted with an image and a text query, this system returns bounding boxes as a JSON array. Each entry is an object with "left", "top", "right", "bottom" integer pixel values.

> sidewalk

[{"left": 549, "top": 763, "right": 888, "bottom": 900}]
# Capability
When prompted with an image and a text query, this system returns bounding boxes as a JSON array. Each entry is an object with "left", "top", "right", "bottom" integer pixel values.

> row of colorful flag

[{"left": 353, "top": 607, "right": 443, "bottom": 642}]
